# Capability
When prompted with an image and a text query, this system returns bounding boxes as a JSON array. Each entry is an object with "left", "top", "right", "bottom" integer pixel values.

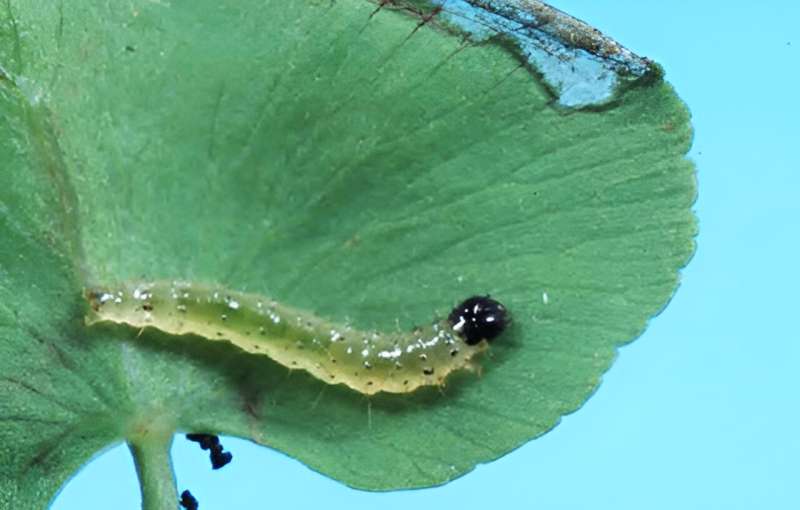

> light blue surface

[
  {"left": 430, "top": 0, "right": 652, "bottom": 107},
  {"left": 51, "top": 1, "right": 800, "bottom": 509}
]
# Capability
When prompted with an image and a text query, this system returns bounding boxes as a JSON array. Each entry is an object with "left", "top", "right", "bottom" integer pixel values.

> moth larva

[{"left": 85, "top": 281, "right": 508, "bottom": 395}]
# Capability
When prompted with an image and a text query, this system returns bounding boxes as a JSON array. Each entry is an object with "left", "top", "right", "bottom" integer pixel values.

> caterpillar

[{"left": 84, "top": 281, "right": 509, "bottom": 395}]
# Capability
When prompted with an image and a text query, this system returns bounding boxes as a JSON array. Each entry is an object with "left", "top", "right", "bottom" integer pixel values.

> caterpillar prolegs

[{"left": 85, "top": 281, "right": 509, "bottom": 395}]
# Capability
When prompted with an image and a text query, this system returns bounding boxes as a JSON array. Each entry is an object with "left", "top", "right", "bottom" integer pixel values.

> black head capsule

[{"left": 448, "top": 296, "right": 508, "bottom": 345}]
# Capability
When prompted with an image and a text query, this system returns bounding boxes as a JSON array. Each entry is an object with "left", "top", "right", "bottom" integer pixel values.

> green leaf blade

[{"left": 1, "top": 0, "right": 696, "bottom": 502}]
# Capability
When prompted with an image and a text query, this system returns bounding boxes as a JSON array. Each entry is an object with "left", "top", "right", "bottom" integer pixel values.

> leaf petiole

[{"left": 128, "top": 426, "right": 178, "bottom": 510}]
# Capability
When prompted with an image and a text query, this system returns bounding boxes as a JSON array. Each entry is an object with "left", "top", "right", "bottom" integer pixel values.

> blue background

[{"left": 52, "top": 1, "right": 800, "bottom": 509}]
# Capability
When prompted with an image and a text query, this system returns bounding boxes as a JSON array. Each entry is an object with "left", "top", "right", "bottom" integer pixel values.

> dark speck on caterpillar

[{"left": 84, "top": 281, "right": 510, "bottom": 395}]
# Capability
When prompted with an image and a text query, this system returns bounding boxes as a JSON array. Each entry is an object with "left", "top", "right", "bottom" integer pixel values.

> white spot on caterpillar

[
  {"left": 226, "top": 298, "right": 240, "bottom": 310},
  {"left": 417, "top": 336, "right": 439, "bottom": 349},
  {"left": 378, "top": 347, "right": 402, "bottom": 359},
  {"left": 452, "top": 317, "right": 466, "bottom": 332},
  {"left": 133, "top": 287, "right": 151, "bottom": 300},
  {"left": 542, "top": 291, "right": 549, "bottom": 305},
  {"left": 361, "top": 348, "right": 370, "bottom": 357}
]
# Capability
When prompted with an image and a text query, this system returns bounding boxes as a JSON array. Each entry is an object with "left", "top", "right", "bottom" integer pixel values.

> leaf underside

[{"left": 0, "top": 0, "right": 696, "bottom": 507}]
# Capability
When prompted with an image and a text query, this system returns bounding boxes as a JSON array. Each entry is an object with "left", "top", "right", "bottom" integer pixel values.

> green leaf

[
  {"left": 0, "top": 67, "right": 117, "bottom": 508},
  {"left": 0, "top": 0, "right": 696, "bottom": 507}
]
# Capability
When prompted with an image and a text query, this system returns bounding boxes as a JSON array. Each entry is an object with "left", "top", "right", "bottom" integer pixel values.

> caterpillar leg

[{"left": 464, "top": 360, "right": 483, "bottom": 378}]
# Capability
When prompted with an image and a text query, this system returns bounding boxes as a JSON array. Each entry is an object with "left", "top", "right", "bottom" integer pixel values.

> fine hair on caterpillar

[{"left": 84, "top": 281, "right": 509, "bottom": 395}]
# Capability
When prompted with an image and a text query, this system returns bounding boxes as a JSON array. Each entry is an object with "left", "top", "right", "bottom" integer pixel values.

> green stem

[{"left": 128, "top": 429, "right": 178, "bottom": 510}]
